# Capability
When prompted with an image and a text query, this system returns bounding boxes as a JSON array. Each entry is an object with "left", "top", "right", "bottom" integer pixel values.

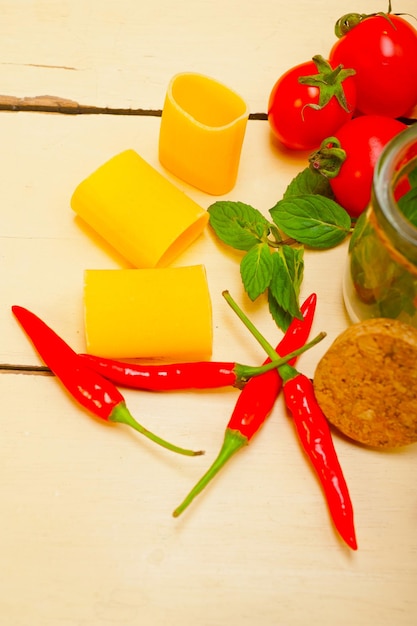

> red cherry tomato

[
  {"left": 329, "top": 15, "right": 417, "bottom": 118},
  {"left": 267, "top": 56, "right": 357, "bottom": 151},
  {"left": 327, "top": 116, "right": 407, "bottom": 218}
]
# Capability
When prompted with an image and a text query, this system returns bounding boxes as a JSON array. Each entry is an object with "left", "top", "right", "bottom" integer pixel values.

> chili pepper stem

[
  {"left": 276, "top": 362, "right": 299, "bottom": 383},
  {"left": 222, "top": 290, "right": 325, "bottom": 363},
  {"left": 236, "top": 335, "right": 325, "bottom": 383},
  {"left": 110, "top": 402, "right": 204, "bottom": 457},
  {"left": 173, "top": 429, "right": 247, "bottom": 517}
]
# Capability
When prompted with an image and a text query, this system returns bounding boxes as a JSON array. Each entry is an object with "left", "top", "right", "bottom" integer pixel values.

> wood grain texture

[{"left": 0, "top": 2, "right": 416, "bottom": 625}]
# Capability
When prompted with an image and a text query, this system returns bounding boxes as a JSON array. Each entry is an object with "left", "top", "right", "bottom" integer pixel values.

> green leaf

[
  {"left": 208, "top": 201, "right": 270, "bottom": 251},
  {"left": 378, "top": 279, "right": 417, "bottom": 319},
  {"left": 349, "top": 209, "right": 368, "bottom": 251},
  {"left": 408, "top": 167, "right": 417, "bottom": 188},
  {"left": 267, "top": 291, "right": 293, "bottom": 332},
  {"left": 399, "top": 187, "right": 417, "bottom": 227},
  {"left": 240, "top": 243, "right": 274, "bottom": 301},
  {"left": 286, "top": 245, "right": 305, "bottom": 297},
  {"left": 397, "top": 166, "right": 417, "bottom": 226},
  {"left": 283, "top": 166, "right": 334, "bottom": 200},
  {"left": 268, "top": 246, "right": 303, "bottom": 320},
  {"left": 270, "top": 195, "right": 351, "bottom": 249}
]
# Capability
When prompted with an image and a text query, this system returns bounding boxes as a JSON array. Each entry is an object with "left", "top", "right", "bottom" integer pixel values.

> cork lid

[{"left": 313, "top": 318, "right": 417, "bottom": 448}]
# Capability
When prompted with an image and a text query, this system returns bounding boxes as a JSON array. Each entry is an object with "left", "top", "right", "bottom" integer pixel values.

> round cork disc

[{"left": 313, "top": 318, "right": 417, "bottom": 449}]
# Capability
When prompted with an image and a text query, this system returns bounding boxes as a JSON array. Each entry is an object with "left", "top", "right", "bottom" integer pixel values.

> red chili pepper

[
  {"left": 77, "top": 354, "right": 309, "bottom": 391},
  {"left": 219, "top": 293, "right": 357, "bottom": 550},
  {"left": 11, "top": 305, "right": 203, "bottom": 457},
  {"left": 78, "top": 356, "right": 240, "bottom": 390},
  {"left": 172, "top": 293, "right": 317, "bottom": 517},
  {"left": 279, "top": 363, "right": 357, "bottom": 550}
]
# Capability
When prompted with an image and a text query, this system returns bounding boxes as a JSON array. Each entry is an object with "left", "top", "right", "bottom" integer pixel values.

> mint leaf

[
  {"left": 268, "top": 246, "right": 303, "bottom": 320},
  {"left": 286, "top": 245, "right": 304, "bottom": 297},
  {"left": 409, "top": 167, "right": 417, "bottom": 188},
  {"left": 378, "top": 271, "right": 417, "bottom": 318},
  {"left": 240, "top": 243, "right": 274, "bottom": 301},
  {"left": 208, "top": 201, "right": 270, "bottom": 251},
  {"left": 399, "top": 187, "right": 417, "bottom": 226},
  {"left": 268, "top": 291, "right": 293, "bottom": 332},
  {"left": 270, "top": 195, "right": 351, "bottom": 248},
  {"left": 398, "top": 165, "right": 417, "bottom": 226},
  {"left": 284, "top": 167, "right": 334, "bottom": 200},
  {"left": 349, "top": 210, "right": 368, "bottom": 251},
  {"left": 398, "top": 164, "right": 417, "bottom": 227}
]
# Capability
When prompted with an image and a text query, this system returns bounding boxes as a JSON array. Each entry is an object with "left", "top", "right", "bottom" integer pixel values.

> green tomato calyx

[
  {"left": 334, "top": 2, "right": 399, "bottom": 37},
  {"left": 298, "top": 55, "right": 356, "bottom": 114},
  {"left": 308, "top": 137, "right": 346, "bottom": 180}
]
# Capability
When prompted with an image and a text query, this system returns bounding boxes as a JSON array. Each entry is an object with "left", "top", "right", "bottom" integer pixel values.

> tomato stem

[
  {"left": 334, "top": 2, "right": 397, "bottom": 38},
  {"left": 308, "top": 136, "right": 346, "bottom": 179}
]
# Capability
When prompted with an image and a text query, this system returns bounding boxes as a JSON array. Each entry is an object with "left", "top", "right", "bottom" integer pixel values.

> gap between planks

[
  {"left": 1, "top": 94, "right": 415, "bottom": 124},
  {"left": 0, "top": 364, "right": 53, "bottom": 376},
  {"left": 0, "top": 94, "right": 268, "bottom": 119}
]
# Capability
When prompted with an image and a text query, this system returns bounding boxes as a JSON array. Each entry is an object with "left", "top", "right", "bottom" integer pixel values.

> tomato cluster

[{"left": 267, "top": 9, "right": 417, "bottom": 217}]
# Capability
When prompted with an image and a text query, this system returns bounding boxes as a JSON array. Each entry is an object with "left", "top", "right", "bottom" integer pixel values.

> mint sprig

[{"left": 207, "top": 166, "right": 351, "bottom": 330}]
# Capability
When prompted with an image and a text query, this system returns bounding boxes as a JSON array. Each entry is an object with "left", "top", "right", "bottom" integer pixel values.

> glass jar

[{"left": 344, "top": 123, "right": 417, "bottom": 326}]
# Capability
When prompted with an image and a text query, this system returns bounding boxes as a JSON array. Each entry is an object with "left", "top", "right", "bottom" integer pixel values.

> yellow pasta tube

[
  {"left": 159, "top": 73, "right": 249, "bottom": 195},
  {"left": 71, "top": 149, "right": 209, "bottom": 268},
  {"left": 84, "top": 265, "right": 212, "bottom": 359}
]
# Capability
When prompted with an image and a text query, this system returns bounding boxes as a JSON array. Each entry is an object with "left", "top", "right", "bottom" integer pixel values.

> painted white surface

[{"left": 0, "top": 2, "right": 416, "bottom": 624}]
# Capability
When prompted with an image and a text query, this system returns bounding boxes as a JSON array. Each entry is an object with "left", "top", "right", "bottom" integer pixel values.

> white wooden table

[{"left": 1, "top": 2, "right": 416, "bottom": 625}]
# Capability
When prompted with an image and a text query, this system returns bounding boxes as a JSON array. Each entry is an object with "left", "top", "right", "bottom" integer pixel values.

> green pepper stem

[
  {"left": 173, "top": 429, "right": 247, "bottom": 517},
  {"left": 223, "top": 290, "right": 325, "bottom": 363},
  {"left": 110, "top": 402, "right": 204, "bottom": 457},
  {"left": 236, "top": 332, "right": 326, "bottom": 382}
]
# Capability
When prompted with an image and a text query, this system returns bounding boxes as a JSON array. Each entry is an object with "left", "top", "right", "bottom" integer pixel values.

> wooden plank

[
  {"left": 0, "top": 0, "right": 414, "bottom": 112},
  {"left": 0, "top": 106, "right": 416, "bottom": 626},
  {"left": 0, "top": 1, "right": 416, "bottom": 624}
]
